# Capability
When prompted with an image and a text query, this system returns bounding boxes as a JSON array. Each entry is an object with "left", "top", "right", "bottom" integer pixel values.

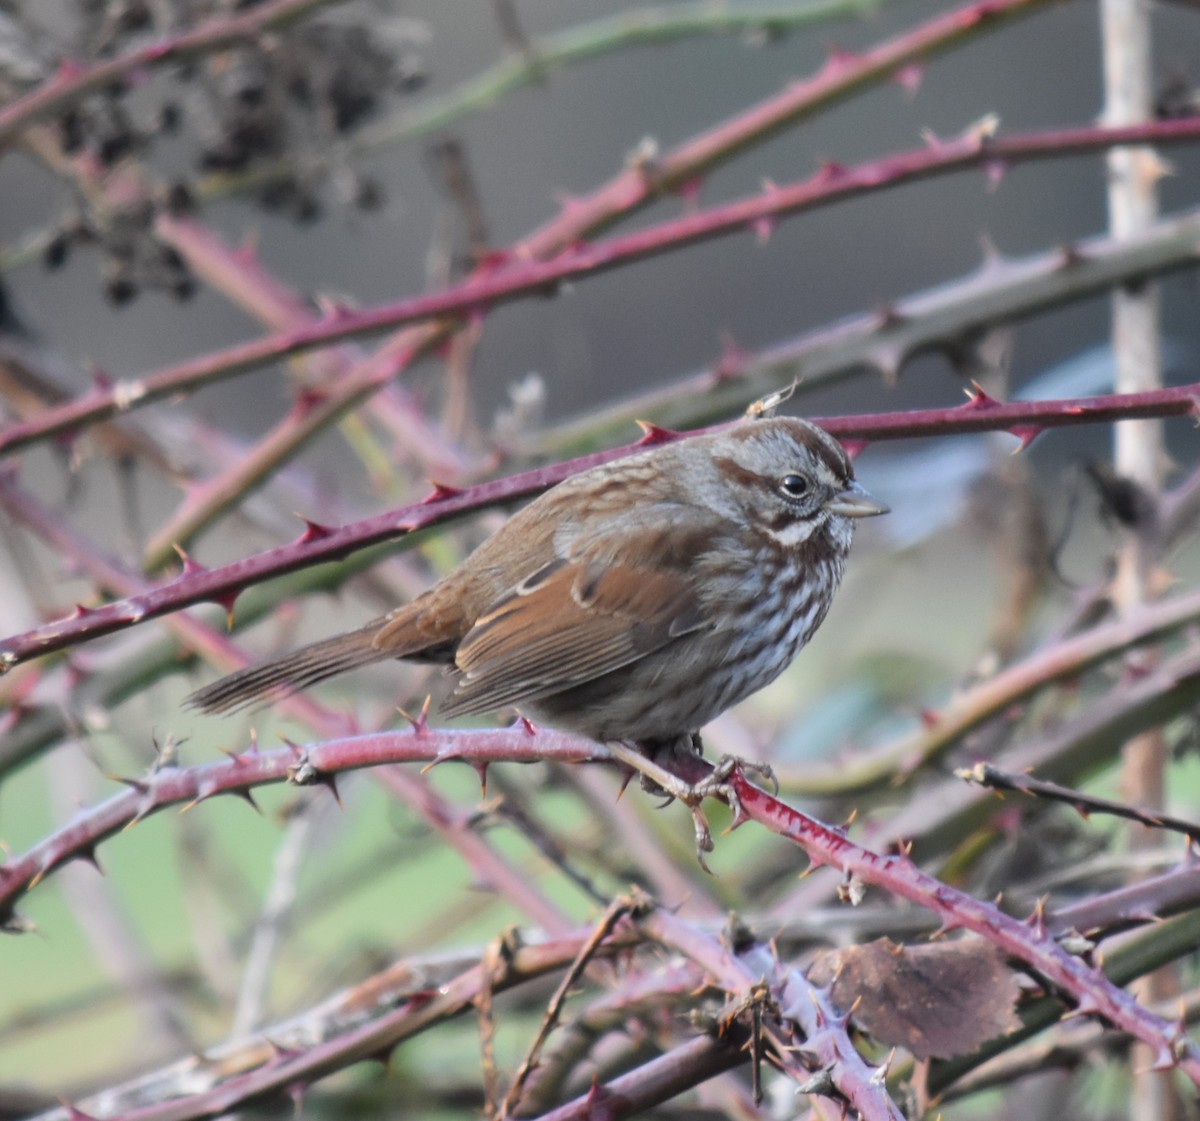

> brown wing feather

[{"left": 440, "top": 559, "right": 709, "bottom": 718}]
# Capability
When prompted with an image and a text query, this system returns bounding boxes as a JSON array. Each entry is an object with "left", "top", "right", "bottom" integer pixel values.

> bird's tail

[{"left": 186, "top": 622, "right": 388, "bottom": 715}]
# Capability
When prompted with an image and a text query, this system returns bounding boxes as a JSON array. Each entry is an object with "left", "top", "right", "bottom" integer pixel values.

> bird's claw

[
  {"left": 608, "top": 743, "right": 776, "bottom": 870},
  {"left": 681, "top": 755, "right": 775, "bottom": 869}
]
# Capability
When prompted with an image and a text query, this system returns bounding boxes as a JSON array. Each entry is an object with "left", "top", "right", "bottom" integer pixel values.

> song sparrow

[{"left": 189, "top": 416, "right": 886, "bottom": 753}]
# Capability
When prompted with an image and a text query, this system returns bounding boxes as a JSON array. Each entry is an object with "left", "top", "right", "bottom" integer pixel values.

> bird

[{"left": 188, "top": 416, "right": 886, "bottom": 761}]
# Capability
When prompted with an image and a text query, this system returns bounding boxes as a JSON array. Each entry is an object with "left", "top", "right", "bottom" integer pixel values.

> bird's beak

[{"left": 826, "top": 481, "right": 889, "bottom": 518}]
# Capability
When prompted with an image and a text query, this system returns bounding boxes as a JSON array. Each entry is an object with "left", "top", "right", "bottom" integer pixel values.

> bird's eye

[{"left": 780, "top": 474, "right": 811, "bottom": 499}]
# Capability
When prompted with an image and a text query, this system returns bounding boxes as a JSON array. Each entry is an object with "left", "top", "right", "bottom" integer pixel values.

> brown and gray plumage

[{"left": 187, "top": 417, "right": 886, "bottom": 744}]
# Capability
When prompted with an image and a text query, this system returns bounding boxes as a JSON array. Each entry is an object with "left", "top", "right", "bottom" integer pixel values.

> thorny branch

[
  {"left": 1, "top": 385, "right": 1197, "bottom": 671},
  {"left": 5, "top": 117, "right": 1200, "bottom": 461}
]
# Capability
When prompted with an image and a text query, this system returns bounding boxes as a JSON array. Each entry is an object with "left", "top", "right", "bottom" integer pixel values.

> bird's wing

[{"left": 439, "top": 550, "right": 710, "bottom": 719}]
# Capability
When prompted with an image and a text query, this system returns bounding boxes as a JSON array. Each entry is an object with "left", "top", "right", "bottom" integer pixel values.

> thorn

[
  {"left": 1138, "top": 150, "right": 1174, "bottom": 189},
  {"left": 75, "top": 845, "right": 103, "bottom": 874},
  {"left": 55, "top": 425, "right": 83, "bottom": 459},
  {"left": 262, "top": 1035, "right": 303, "bottom": 1063},
  {"left": 812, "top": 990, "right": 829, "bottom": 1029},
  {"left": 54, "top": 57, "right": 88, "bottom": 81},
  {"left": 473, "top": 761, "right": 489, "bottom": 796},
  {"left": 233, "top": 788, "right": 262, "bottom": 815},
  {"left": 474, "top": 248, "right": 514, "bottom": 273},
  {"left": 398, "top": 695, "right": 431, "bottom": 733},
  {"left": 838, "top": 437, "right": 870, "bottom": 459},
  {"left": 634, "top": 420, "right": 678, "bottom": 446},
  {"left": 671, "top": 175, "right": 704, "bottom": 206},
  {"left": 291, "top": 386, "right": 329, "bottom": 418},
  {"left": 796, "top": 1066, "right": 837, "bottom": 1096},
  {"left": 815, "top": 159, "right": 848, "bottom": 185},
  {"left": 962, "top": 381, "right": 1002, "bottom": 409},
  {"left": 71, "top": 603, "right": 95, "bottom": 618},
  {"left": 1008, "top": 424, "right": 1043, "bottom": 452},
  {"left": 315, "top": 294, "right": 355, "bottom": 320},
  {"left": 517, "top": 714, "right": 537, "bottom": 735},
  {"left": 865, "top": 344, "right": 903, "bottom": 386},
  {"left": 56, "top": 1099, "right": 100, "bottom": 1121},
  {"left": 1056, "top": 243, "right": 1085, "bottom": 269},
  {"left": 287, "top": 1081, "right": 308, "bottom": 1111},
  {"left": 752, "top": 216, "right": 775, "bottom": 245},
  {"left": 125, "top": 797, "right": 158, "bottom": 828},
  {"left": 419, "top": 748, "right": 456, "bottom": 775},
  {"left": 824, "top": 47, "right": 861, "bottom": 73},
  {"left": 712, "top": 333, "right": 749, "bottom": 383},
  {"left": 296, "top": 516, "right": 335, "bottom": 543},
  {"left": 423, "top": 480, "right": 464, "bottom": 505},
  {"left": 983, "top": 157, "right": 1010, "bottom": 189},
  {"left": 892, "top": 61, "right": 924, "bottom": 95},
  {"left": 172, "top": 544, "right": 206, "bottom": 577},
  {"left": 583, "top": 1076, "right": 620, "bottom": 1118},
  {"left": 319, "top": 772, "right": 343, "bottom": 809},
  {"left": 798, "top": 851, "right": 828, "bottom": 877},
  {"left": 920, "top": 126, "right": 947, "bottom": 151},
  {"left": 108, "top": 772, "right": 149, "bottom": 795},
  {"left": 977, "top": 233, "right": 1006, "bottom": 271},
  {"left": 1026, "top": 896, "right": 1048, "bottom": 938},
  {"left": 209, "top": 588, "right": 240, "bottom": 630}
]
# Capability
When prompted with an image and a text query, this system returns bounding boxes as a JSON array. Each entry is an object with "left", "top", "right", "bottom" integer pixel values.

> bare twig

[
  {"left": 501, "top": 892, "right": 649, "bottom": 1118},
  {"left": 956, "top": 762, "right": 1200, "bottom": 844}
]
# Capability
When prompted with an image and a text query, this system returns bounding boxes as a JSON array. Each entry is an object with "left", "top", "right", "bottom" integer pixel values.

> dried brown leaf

[{"left": 808, "top": 938, "right": 1021, "bottom": 1060}]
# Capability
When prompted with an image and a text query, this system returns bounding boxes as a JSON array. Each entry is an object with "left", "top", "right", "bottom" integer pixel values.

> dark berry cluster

[
  {"left": 190, "top": 15, "right": 425, "bottom": 220},
  {"left": 17, "top": 1, "right": 426, "bottom": 301},
  {"left": 43, "top": 186, "right": 196, "bottom": 306}
]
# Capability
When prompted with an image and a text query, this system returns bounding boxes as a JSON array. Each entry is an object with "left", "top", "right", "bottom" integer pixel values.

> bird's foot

[{"left": 607, "top": 739, "right": 777, "bottom": 871}]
